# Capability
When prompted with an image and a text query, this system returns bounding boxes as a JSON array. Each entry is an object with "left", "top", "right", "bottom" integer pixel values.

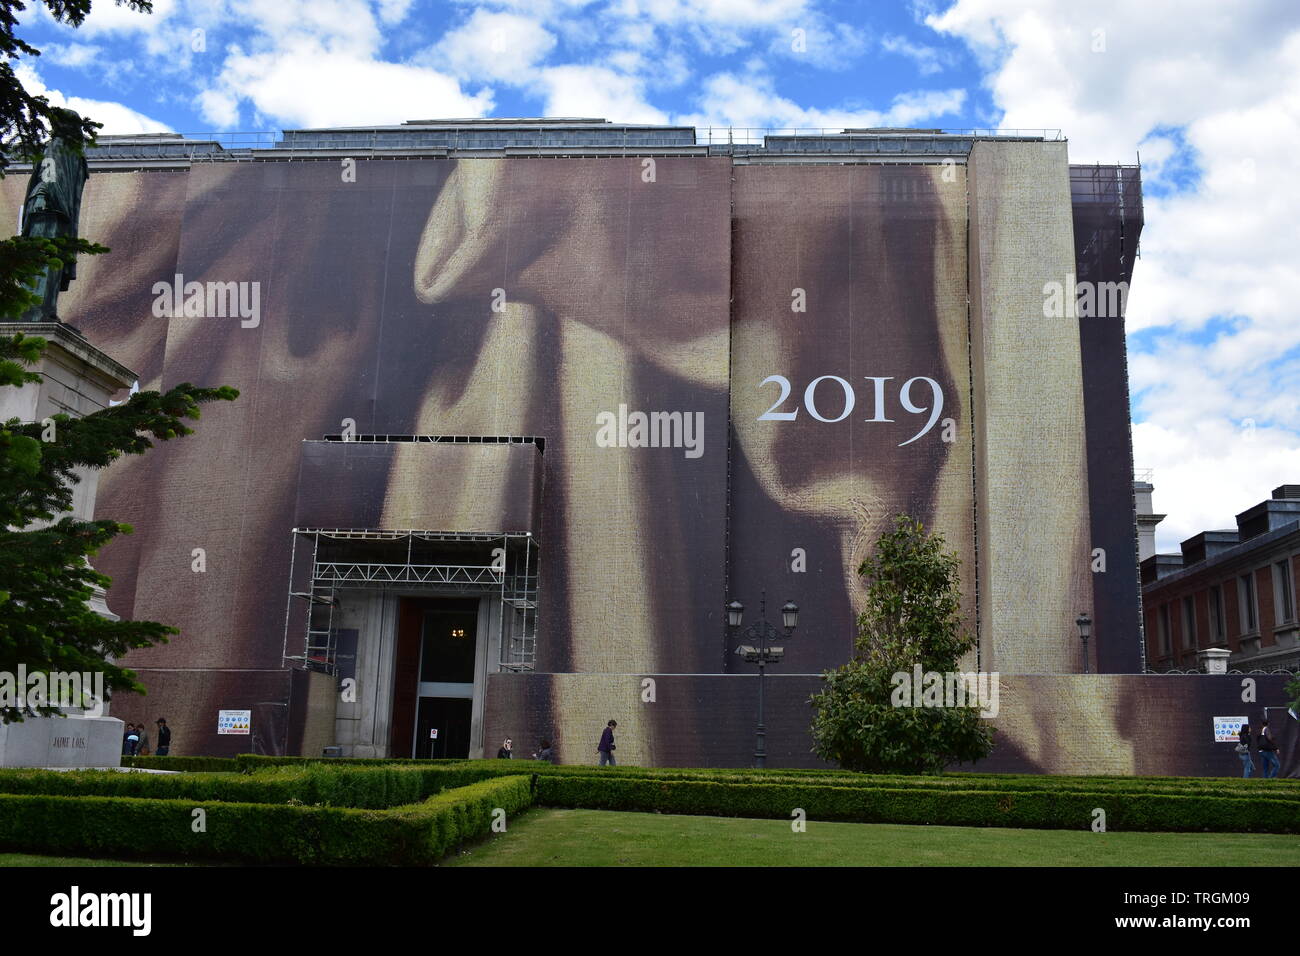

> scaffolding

[
  {"left": 282, "top": 528, "right": 539, "bottom": 676},
  {"left": 1069, "top": 162, "right": 1144, "bottom": 286}
]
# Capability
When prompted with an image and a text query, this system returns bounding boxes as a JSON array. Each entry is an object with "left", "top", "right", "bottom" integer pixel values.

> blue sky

[{"left": 15, "top": 0, "right": 1300, "bottom": 549}]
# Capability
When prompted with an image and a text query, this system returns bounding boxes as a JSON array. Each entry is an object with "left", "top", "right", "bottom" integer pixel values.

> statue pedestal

[
  {"left": 0, "top": 322, "right": 135, "bottom": 541},
  {"left": 0, "top": 714, "right": 125, "bottom": 768},
  {"left": 1, "top": 323, "right": 137, "bottom": 766}
]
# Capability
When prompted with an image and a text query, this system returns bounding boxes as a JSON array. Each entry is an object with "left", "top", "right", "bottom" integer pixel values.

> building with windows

[
  {"left": 14, "top": 117, "right": 1291, "bottom": 775},
  {"left": 1142, "top": 485, "right": 1300, "bottom": 673}
]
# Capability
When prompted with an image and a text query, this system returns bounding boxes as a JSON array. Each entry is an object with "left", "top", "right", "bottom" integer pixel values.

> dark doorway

[
  {"left": 389, "top": 597, "right": 480, "bottom": 759},
  {"left": 415, "top": 697, "right": 473, "bottom": 758}
]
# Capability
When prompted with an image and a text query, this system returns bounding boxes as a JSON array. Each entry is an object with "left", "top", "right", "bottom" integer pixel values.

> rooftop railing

[{"left": 85, "top": 125, "right": 1068, "bottom": 161}]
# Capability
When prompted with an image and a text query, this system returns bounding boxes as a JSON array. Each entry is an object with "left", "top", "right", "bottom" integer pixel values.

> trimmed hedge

[
  {"left": 0, "top": 763, "right": 515, "bottom": 809},
  {"left": 0, "top": 775, "right": 534, "bottom": 865},
  {"left": 120, "top": 756, "right": 240, "bottom": 773},
  {"left": 534, "top": 774, "right": 1300, "bottom": 834},
  {"left": 232, "top": 755, "right": 1300, "bottom": 791},
  {"left": 511, "top": 766, "right": 1300, "bottom": 801}
]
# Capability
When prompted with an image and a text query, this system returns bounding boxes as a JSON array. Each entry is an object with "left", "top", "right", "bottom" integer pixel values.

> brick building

[{"left": 1142, "top": 484, "right": 1300, "bottom": 673}]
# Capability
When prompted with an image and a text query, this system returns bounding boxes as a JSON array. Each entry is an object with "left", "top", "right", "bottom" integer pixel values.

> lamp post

[
  {"left": 1076, "top": 612, "right": 1092, "bottom": 674},
  {"left": 727, "top": 593, "right": 798, "bottom": 769}
]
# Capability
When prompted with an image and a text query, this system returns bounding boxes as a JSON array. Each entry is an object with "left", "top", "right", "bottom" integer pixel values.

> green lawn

[{"left": 445, "top": 809, "right": 1300, "bottom": 867}]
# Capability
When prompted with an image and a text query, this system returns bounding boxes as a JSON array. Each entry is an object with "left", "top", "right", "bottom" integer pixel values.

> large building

[
  {"left": 16, "top": 117, "right": 1283, "bottom": 775},
  {"left": 1142, "top": 484, "right": 1300, "bottom": 673}
]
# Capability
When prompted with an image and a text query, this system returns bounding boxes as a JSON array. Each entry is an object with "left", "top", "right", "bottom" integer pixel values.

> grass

[{"left": 444, "top": 809, "right": 1300, "bottom": 867}]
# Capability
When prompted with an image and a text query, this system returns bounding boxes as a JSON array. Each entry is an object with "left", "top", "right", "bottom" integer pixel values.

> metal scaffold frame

[{"left": 282, "top": 529, "right": 540, "bottom": 676}]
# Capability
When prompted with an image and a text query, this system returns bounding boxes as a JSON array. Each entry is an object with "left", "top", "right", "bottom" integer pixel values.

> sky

[{"left": 15, "top": 0, "right": 1300, "bottom": 551}]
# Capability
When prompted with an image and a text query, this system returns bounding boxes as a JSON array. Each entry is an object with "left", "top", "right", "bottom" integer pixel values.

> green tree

[
  {"left": 0, "top": 0, "right": 239, "bottom": 722},
  {"left": 810, "top": 514, "right": 994, "bottom": 773}
]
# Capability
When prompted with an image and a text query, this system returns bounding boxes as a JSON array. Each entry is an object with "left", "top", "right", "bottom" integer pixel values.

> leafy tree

[
  {"left": 810, "top": 514, "right": 994, "bottom": 773},
  {"left": 1, "top": 334, "right": 237, "bottom": 722},
  {"left": 0, "top": 0, "right": 239, "bottom": 722}
]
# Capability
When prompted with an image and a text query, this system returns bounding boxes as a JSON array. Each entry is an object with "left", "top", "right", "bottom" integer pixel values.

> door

[
  {"left": 415, "top": 697, "right": 473, "bottom": 759},
  {"left": 411, "top": 601, "right": 478, "bottom": 758}
]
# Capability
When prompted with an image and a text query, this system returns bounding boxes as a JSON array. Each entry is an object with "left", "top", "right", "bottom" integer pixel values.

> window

[
  {"left": 1182, "top": 595, "right": 1196, "bottom": 649},
  {"left": 1274, "top": 559, "right": 1295, "bottom": 624},
  {"left": 1209, "top": 585, "right": 1225, "bottom": 642},
  {"left": 1158, "top": 603, "right": 1172, "bottom": 656},
  {"left": 1239, "top": 573, "right": 1258, "bottom": 634}
]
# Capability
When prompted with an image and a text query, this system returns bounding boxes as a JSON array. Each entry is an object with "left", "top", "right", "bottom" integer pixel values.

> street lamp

[
  {"left": 1076, "top": 612, "right": 1092, "bottom": 674},
  {"left": 727, "top": 592, "right": 798, "bottom": 769}
]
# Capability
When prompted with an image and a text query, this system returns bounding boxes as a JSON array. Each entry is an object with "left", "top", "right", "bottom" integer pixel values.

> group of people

[
  {"left": 495, "top": 737, "right": 557, "bottom": 763},
  {"left": 492, "top": 719, "right": 621, "bottom": 766},
  {"left": 121, "top": 718, "right": 171, "bottom": 757},
  {"left": 1236, "top": 718, "right": 1280, "bottom": 778}
]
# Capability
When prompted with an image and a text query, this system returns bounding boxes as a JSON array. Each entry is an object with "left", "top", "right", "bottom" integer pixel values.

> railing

[{"left": 83, "top": 126, "right": 1068, "bottom": 161}]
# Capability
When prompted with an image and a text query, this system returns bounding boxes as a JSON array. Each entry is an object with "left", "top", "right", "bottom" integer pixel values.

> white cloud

[
  {"left": 433, "top": 10, "right": 556, "bottom": 85},
  {"left": 375, "top": 0, "right": 415, "bottom": 24},
  {"left": 15, "top": 64, "right": 170, "bottom": 135},
  {"left": 677, "top": 70, "right": 965, "bottom": 130},
  {"left": 226, "top": 0, "right": 383, "bottom": 56},
  {"left": 195, "top": 87, "right": 240, "bottom": 128},
  {"left": 537, "top": 65, "right": 669, "bottom": 123},
  {"left": 1134, "top": 420, "right": 1300, "bottom": 549},
  {"left": 41, "top": 42, "right": 103, "bottom": 69},
  {"left": 74, "top": 0, "right": 178, "bottom": 35},
  {"left": 928, "top": 0, "right": 1300, "bottom": 551},
  {"left": 624, "top": 0, "right": 808, "bottom": 26},
  {"left": 881, "top": 33, "right": 949, "bottom": 75},
  {"left": 218, "top": 41, "right": 493, "bottom": 127},
  {"left": 770, "top": 18, "right": 872, "bottom": 70}
]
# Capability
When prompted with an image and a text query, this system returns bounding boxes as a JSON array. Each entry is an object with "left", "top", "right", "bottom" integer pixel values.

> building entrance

[
  {"left": 388, "top": 598, "right": 477, "bottom": 758},
  {"left": 412, "top": 602, "right": 478, "bottom": 758}
]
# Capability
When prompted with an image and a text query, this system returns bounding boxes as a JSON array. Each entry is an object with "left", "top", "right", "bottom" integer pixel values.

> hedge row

[
  {"left": 512, "top": 767, "right": 1300, "bottom": 801},
  {"left": 230, "top": 755, "right": 1300, "bottom": 791},
  {"left": 0, "top": 763, "right": 516, "bottom": 809},
  {"left": 341, "top": 760, "right": 1300, "bottom": 804},
  {"left": 119, "top": 756, "right": 240, "bottom": 773},
  {"left": 15, "top": 761, "right": 1297, "bottom": 814},
  {"left": 0, "top": 775, "right": 534, "bottom": 865},
  {"left": 534, "top": 774, "right": 1300, "bottom": 834}
]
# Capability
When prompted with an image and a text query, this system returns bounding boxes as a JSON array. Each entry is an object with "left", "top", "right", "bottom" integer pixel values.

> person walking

[
  {"left": 125, "top": 723, "right": 141, "bottom": 757},
  {"left": 597, "top": 719, "right": 617, "bottom": 767},
  {"left": 155, "top": 718, "right": 171, "bottom": 756},
  {"left": 136, "top": 723, "right": 151, "bottom": 757},
  {"left": 496, "top": 738, "right": 514, "bottom": 759},
  {"left": 1259, "top": 718, "right": 1280, "bottom": 778},
  {"left": 1237, "top": 722, "right": 1255, "bottom": 778}
]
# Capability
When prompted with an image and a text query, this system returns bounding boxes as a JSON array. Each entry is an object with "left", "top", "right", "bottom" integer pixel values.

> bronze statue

[{"left": 21, "top": 108, "right": 89, "bottom": 322}]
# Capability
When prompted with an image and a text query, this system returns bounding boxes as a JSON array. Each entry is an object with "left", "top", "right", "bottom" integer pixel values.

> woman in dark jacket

[
  {"left": 1258, "top": 719, "right": 1280, "bottom": 778},
  {"left": 1237, "top": 723, "right": 1255, "bottom": 778}
]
